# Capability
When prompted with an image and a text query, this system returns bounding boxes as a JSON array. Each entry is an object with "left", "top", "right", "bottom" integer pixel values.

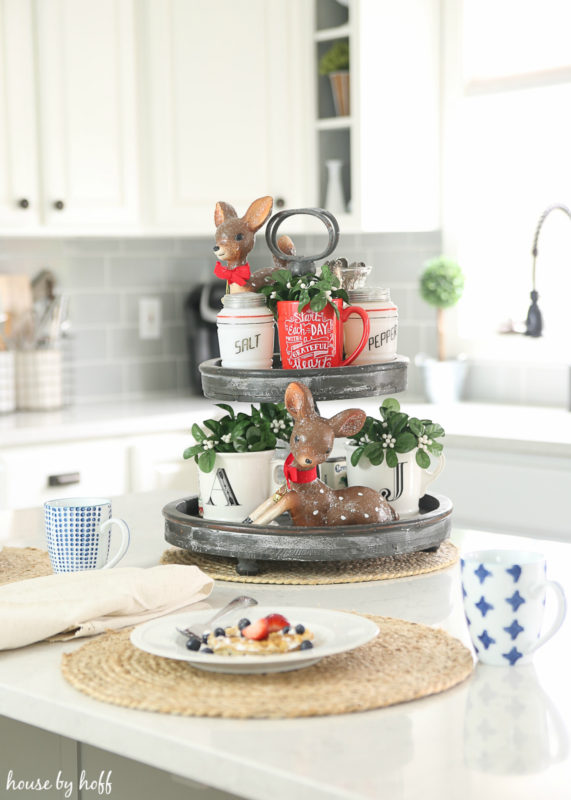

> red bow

[
  {"left": 284, "top": 453, "right": 318, "bottom": 489},
  {"left": 214, "top": 261, "right": 251, "bottom": 286}
]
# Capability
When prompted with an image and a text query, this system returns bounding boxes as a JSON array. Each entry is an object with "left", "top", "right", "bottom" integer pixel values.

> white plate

[{"left": 130, "top": 606, "right": 379, "bottom": 674}]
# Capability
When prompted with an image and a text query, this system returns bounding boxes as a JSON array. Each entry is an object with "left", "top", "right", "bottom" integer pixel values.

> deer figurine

[
  {"left": 246, "top": 382, "right": 398, "bottom": 527},
  {"left": 213, "top": 195, "right": 296, "bottom": 293}
]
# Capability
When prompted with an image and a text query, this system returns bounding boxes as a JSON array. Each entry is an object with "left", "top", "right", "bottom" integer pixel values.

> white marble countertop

[
  {"left": 1, "top": 490, "right": 570, "bottom": 800},
  {"left": 2, "top": 394, "right": 571, "bottom": 458}
]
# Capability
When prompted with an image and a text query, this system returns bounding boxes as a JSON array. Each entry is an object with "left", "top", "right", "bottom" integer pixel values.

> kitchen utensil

[
  {"left": 44, "top": 498, "right": 130, "bottom": 573},
  {"left": 176, "top": 595, "right": 257, "bottom": 639},
  {"left": 133, "top": 606, "right": 379, "bottom": 674}
]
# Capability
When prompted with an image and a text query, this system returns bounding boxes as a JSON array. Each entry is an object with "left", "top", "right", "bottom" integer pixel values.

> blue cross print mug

[
  {"left": 461, "top": 550, "right": 566, "bottom": 666},
  {"left": 44, "top": 498, "right": 130, "bottom": 573}
]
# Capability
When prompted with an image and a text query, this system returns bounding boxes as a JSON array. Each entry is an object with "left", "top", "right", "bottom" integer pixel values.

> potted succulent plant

[
  {"left": 183, "top": 403, "right": 280, "bottom": 522},
  {"left": 257, "top": 263, "right": 369, "bottom": 369},
  {"left": 319, "top": 40, "right": 350, "bottom": 116},
  {"left": 344, "top": 398, "right": 445, "bottom": 516},
  {"left": 416, "top": 257, "right": 466, "bottom": 403}
]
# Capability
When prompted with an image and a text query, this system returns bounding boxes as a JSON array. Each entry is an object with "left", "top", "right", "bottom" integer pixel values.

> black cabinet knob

[
  {"left": 275, "top": 197, "right": 286, "bottom": 209},
  {"left": 53, "top": 200, "right": 65, "bottom": 211},
  {"left": 18, "top": 198, "right": 30, "bottom": 209}
]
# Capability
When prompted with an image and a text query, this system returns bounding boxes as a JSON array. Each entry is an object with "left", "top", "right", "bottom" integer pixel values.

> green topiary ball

[{"left": 420, "top": 257, "right": 465, "bottom": 309}]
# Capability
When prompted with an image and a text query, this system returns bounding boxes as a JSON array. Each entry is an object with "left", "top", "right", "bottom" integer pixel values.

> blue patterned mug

[
  {"left": 44, "top": 498, "right": 130, "bottom": 573},
  {"left": 461, "top": 550, "right": 566, "bottom": 666}
]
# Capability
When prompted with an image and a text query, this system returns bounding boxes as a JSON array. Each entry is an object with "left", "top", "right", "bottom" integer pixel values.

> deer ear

[
  {"left": 328, "top": 409, "right": 366, "bottom": 438},
  {"left": 215, "top": 202, "right": 237, "bottom": 228},
  {"left": 277, "top": 234, "right": 296, "bottom": 257},
  {"left": 284, "top": 382, "right": 315, "bottom": 421},
  {"left": 243, "top": 196, "right": 273, "bottom": 232}
]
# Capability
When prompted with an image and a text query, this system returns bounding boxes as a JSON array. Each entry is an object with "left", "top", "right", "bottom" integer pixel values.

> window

[{"left": 442, "top": 0, "right": 571, "bottom": 359}]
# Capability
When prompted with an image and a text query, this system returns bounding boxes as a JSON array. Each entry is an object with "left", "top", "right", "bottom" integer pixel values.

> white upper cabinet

[
  {"left": 0, "top": 0, "right": 139, "bottom": 231},
  {"left": 0, "top": 0, "right": 40, "bottom": 228},
  {"left": 143, "top": 0, "right": 311, "bottom": 231},
  {"left": 35, "top": 0, "right": 140, "bottom": 228}
]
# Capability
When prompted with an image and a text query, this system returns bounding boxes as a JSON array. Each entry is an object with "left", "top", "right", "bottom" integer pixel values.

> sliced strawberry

[
  {"left": 265, "top": 613, "right": 290, "bottom": 633},
  {"left": 241, "top": 617, "right": 270, "bottom": 640}
]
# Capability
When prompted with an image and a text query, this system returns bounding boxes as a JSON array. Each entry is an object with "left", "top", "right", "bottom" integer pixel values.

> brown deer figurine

[
  {"left": 246, "top": 382, "right": 398, "bottom": 527},
  {"left": 213, "top": 196, "right": 295, "bottom": 293}
]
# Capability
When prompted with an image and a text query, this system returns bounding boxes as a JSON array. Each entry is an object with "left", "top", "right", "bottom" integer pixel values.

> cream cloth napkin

[{"left": 0, "top": 565, "right": 214, "bottom": 650}]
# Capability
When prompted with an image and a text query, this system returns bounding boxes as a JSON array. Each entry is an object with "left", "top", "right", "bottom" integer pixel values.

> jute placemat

[
  {"left": 160, "top": 541, "right": 459, "bottom": 584},
  {"left": 0, "top": 547, "right": 53, "bottom": 586},
  {"left": 61, "top": 614, "right": 473, "bottom": 719}
]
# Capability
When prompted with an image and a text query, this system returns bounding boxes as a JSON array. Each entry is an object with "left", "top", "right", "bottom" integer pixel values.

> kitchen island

[{"left": 1, "top": 490, "right": 570, "bottom": 800}]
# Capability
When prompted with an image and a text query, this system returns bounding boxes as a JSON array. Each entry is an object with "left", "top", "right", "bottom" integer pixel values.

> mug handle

[
  {"left": 420, "top": 452, "right": 446, "bottom": 493},
  {"left": 530, "top": 580, "right": 567, "bottom": 653},
  {"left": 99, "top": 518, "right": 130, "bottom": 569},
  {"left": 340, "top": 306, "right": 370, "bottom": 367}
]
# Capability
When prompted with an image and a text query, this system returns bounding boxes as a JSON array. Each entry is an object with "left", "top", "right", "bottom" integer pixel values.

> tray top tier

[{"left": 199, "top": 355, "right": 408, "bottom": 402}]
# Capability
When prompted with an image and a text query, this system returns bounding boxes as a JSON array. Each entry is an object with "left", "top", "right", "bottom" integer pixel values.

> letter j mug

[{"left": 44, "top": 497, "right": 130, "bottom": 572}]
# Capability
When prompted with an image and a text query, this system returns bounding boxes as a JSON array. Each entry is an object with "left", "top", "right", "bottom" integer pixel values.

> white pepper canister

[
  {"left": 216, "top": 293, "right": 275, "bottom": 369},
  {"left": 343, "top": 288, "right": 398, "bottom": 365}
]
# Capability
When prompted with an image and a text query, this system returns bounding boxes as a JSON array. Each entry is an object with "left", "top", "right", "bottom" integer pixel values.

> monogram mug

[
  {"left": 344, "top": 443, "right": 445, "bottom": 515},
  {"left": 44, "top": 498, "right": 130, "bottom": 572}
]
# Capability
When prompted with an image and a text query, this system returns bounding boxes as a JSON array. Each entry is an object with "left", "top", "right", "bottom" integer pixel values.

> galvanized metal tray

[
  {"left": 163, "top": 493, "right": 452, "bottom": 575},
  {"left": 199, "top": 355, "right": 409, "bottom": 402}
]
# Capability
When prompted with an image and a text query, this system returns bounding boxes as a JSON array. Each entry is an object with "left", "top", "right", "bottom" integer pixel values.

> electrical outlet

[{"left": 139, "top": 297, "right": 162, "bottom": 340}]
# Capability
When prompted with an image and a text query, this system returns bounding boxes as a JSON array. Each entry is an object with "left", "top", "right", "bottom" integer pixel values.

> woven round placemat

[
  {"left": 0, "top": 547, "right": 53, "bottom": 586},
  {"left": 61, "top": 614, "right": 473, "bottom": 719},
  {"left": 160, "top": 540, "right": 458, "bottom": 584}
]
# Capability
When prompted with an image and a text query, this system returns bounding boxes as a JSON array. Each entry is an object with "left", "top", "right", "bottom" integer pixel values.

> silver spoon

[{"left": 176, "top": 595, "right": 258, "bottom": 639}]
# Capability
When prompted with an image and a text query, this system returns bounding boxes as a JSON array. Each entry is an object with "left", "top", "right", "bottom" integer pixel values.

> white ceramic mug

[
  {"left": 345, "top": 443, "right": 445, "bottom": 516},
  {"left": 198, "top": 450, "right": 273, "bottom": 522},
  {"left": 461, "top": 550, "right": 566, "bottom": 666},
  {"left": 44, "top": 498, "right": 130, "bottom": 572}
]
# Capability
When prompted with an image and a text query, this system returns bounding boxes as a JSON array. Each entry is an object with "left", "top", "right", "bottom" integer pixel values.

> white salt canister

[
  {"left": 343, "top": 288, "right": 398, "bottom": 365},
  {"left": 216, "top": 293, "right": 275, "bottom": 369}
]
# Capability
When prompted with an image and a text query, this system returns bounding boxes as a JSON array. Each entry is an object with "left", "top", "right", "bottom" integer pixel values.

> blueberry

[
  {"left": 201, "top": 632, "right": 209, "bottom": 644},
  {"left": 201, "top": 647, "right": 214, "bottom": 654},
  {"left": 299, "top": 640, "right": 313, "bottom": 650},
  {"left": 237, "top": 618, "right": 251, "bottom": 630},
  {"left": 214, "top": 627, "right": 226, "bottom": 637},
  {"left": 295, "top": 624, "right": 305, "bottom": 635},
  {"left": 185, "top": 637, "right": 201, "bottom": 651},
  {"left": 282, "top": 625, "right": 291, "bottom": 634}
]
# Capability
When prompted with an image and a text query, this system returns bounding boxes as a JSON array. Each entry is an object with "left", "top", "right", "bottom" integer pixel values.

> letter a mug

[
  {"left": 44, "top": 497, "right": 130, "bottom": 572},
  {"left": 277, "top": 299, "right": 370, "bottom": 370}
]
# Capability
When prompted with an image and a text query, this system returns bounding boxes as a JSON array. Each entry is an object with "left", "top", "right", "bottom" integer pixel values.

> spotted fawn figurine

[
  {"left": 246, "top": 382, "right": 398, "bottom": 527},
  {"left": 213, "top": 195, "right": 296, "bottom": 293}
]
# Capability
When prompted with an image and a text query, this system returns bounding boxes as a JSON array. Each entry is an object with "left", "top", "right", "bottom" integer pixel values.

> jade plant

[
  {"left": 419, "top": 257, "right": 465, "bottom": 361},
  {"left": 183, "top": 402, "right": 292, "bottom": 473},
  {"left": 257, "top": 262, "right": 349, "bottom": 318},
  {"left": 347, "top": 398, "right": 445, "bottom": 469},
  {"left": 319, "top": 40, "right": 349, "bottom": 75}
]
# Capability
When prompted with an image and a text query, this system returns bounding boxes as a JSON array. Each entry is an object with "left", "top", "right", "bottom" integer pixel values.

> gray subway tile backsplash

[{"left": 1, "top": 231, "right": 563, "bottom": 406}]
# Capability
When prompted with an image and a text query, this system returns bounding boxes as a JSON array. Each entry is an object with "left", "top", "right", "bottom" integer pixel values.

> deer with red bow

[
  {"left": 246, "top": 382, "right": 398, "bottom": 527},
  {"left": 213, "top": 196, "right": 295, "bottom": 293}
]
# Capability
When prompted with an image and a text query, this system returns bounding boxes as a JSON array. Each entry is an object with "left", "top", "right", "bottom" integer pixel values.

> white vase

[
  {"left": 325, "top": 159, "right": 346, "bottom": 215},
  {"left": 198, "top": 450, "right": 274, "bottom": 523},
  {"left": 415, "top": 355, "right": 468, "bottom": 404}
]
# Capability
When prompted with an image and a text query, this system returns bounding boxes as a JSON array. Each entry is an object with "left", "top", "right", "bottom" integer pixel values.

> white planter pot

[
  {"left": 198, "top": 450, "right": 274, "bottom": 523},
  {"left": 344, "top": 442, "right": 445, "bottom": 516},
  {"left": 416, "top": 355, "right": 467, "bottom": 404}
]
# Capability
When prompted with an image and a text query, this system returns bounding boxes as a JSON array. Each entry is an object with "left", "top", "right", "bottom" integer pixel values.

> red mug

[{"left": 277, "top": 299, "right": 370, "bottom": 370}]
